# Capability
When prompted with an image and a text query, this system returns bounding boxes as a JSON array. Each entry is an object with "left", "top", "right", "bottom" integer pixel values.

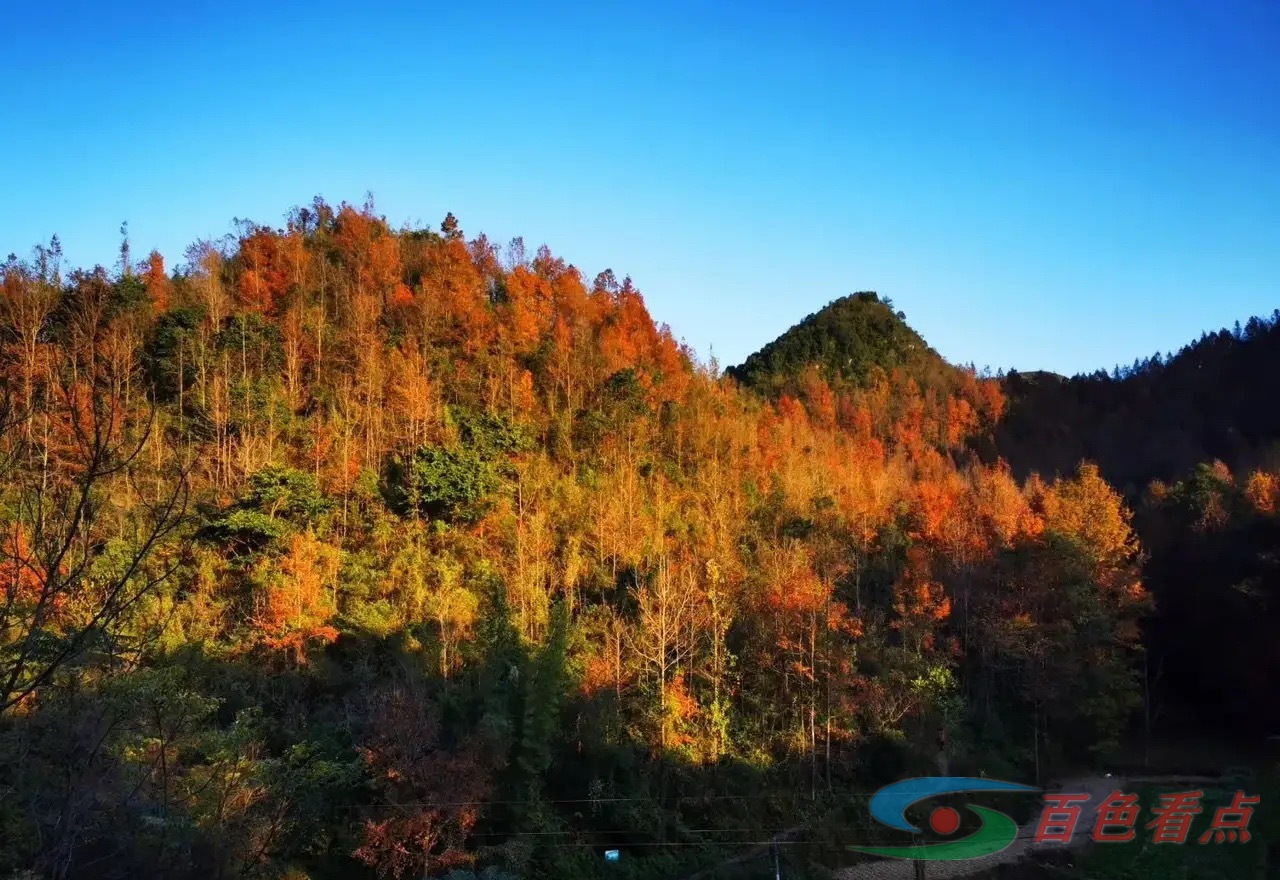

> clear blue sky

[{"left": 5, "top": 1, "right": 1278, "bottom": 376}]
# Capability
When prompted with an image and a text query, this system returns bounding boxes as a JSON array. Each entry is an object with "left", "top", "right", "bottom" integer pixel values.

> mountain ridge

[{"left": 729, "top": 290, "right": 1280, "bottom": 490}]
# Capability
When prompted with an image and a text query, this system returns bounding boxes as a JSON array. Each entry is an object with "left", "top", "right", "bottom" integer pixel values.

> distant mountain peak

[{"left": 725, "top": 291, "right": 946, "bottom": 393}]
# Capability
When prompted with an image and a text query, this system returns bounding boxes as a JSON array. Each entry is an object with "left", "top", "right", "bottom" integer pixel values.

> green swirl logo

[{"left": 850, "top": 777, "right": 1038, "bottom": 860}]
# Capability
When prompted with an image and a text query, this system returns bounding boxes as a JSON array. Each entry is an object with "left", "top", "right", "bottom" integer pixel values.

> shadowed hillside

[{"left": 995, "top": 312, "right": 1280, "bottom": 493}]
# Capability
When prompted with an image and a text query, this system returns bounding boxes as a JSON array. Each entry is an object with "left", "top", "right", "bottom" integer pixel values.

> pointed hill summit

[{"left": 725, "top": 291, "right": 957, "bottom": 394}]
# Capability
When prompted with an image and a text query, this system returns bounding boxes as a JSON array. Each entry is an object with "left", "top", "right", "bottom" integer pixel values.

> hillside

[
  {"left": 0, "top": 201, "right": 1271, "bottom": 880},
  {"left": 728, "top": 289, "right": 1280, "bottom": 739}
]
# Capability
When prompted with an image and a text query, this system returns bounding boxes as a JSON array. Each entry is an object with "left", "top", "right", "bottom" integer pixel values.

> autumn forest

[{"left": 0, "top": 198, "right": 1276, "bottom": 880}]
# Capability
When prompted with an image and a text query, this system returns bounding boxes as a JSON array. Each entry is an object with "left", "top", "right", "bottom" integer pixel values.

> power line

[
  {"left": 460, "top": 827, "right": 806, "bottom": 837},
  {"left": 337, "top": 791, "right": 890, "bottom": 809}
]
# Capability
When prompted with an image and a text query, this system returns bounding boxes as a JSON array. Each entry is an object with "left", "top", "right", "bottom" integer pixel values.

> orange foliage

[
  {"left": 838, "top": 396, "right": 874, "bottom": 438},
  {"left": 238, "top": 228, "right": 291, "bottom": 314},
  {"left": 892, "top": 547, "right": 951, "bottom": 653},
  {"left": 662, "top": 670, "right": 701, "bottom": 749},
  {"left": 775, "top": 393, "right": 807, "bottom": 429},
  {"left": 581, "top": 655, "right": 619, "bottom": 697},
  {"left": 142, "top": 250, "right": 171, "bottom": 312},
  {"left": 389, "top": 282, "right": 414, "bottom": 308},
  {"left": 354, "top": 688, "right": 491, "bottom": 878},
  {"left": 974, "top": 376, "right": 1006, "bottom": 422},
  {"left": 335, "top": 203, "right": 403, "bottom": 304},
  {"left": 425, "top": 237, "right": 492, "bottom": 355},
  {"left": 944, "top": 397, "right": 977, "bottom": 447},
  {"left": 650, "top": 327, "right": 692, "bottom": 403},
  {"left": 513, "top": 368, "right": 537, "bottom": 415},
  {"left": 1245, "top": 470, "right": 1278, "bottom": 515},
  {"left": 600, "top": 280, "right": 663, "bottom": 373},
  {"left": 1, "top": 525, "right": 48, "bottom": 608},
  {"left": 913, "top": 476, "right": 961, "bottom": 543},
  {"left": 892, "top": 379, "right": 926, "bottom": 453},
  {"left": 800, "top": 368, "right": 837, "bottom": 431},
  {"left": 258, "top": 532, "right": 340, "bottom": 662},
  {"left": 973, "top": 462, "right": 1041, "bottom": 547},
  {"left": 764, "top": 551, "right": 828, "bottom": 617},
  {"left": 1044, "top": 462, "right": 1138, "bottom": 569},
  {"left": 755, "top": 404, "right": 783, "bottom": 473},
  {"left": 504, "top": 265, "right": 553, "bottom": 353}
]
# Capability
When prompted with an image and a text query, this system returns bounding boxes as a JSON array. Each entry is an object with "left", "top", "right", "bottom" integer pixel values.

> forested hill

[
  {"left": 725, "top": 292, "right": 954, "bottom": 394},
  {"left": 994, "top": 312, "right": 1280, "bottom": 493},
  {"left": 0, "top": 199, "right": 1273, "bottom": 880}
]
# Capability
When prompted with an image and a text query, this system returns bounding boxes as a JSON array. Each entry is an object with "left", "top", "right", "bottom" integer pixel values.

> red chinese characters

[
  {"left": 1034, "top": 788, "right": 1259, "bottom": 846},
  {"left": 1035, "top": 794, "right": 1090, "bottom": 844},
  {"left": 1092, "top": 790, "right": 1141, "bottom": 843},
  {"left": 1198, "top": 792, "right": 1260, "bottom": 844},
  {"left": 1145, "top": 791, "right": 1204, "bottom": 845}
]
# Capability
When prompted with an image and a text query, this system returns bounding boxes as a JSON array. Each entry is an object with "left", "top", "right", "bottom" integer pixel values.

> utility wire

[{"left": 337, "top": 791, "right": 893, "bottom": 809}]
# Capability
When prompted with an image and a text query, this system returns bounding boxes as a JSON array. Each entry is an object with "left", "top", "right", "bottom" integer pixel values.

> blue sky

[{"left": 4, "top": 1, "right": 1278, "bottom": 376}]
